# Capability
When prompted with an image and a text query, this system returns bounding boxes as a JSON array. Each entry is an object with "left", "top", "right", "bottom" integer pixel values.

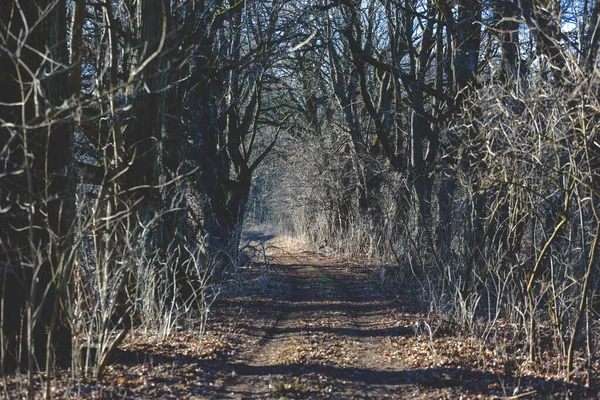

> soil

[{"left": 2, "top": 232, "right": 597, "bottom": 399}]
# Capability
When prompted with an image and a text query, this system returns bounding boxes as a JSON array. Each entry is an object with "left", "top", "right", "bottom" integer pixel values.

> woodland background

[{"left": 1, "top": 0, "right": 600, "bottom": 394}]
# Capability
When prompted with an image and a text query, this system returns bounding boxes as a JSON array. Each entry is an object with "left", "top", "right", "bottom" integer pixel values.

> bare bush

[
  {"left": 429, "top": 69, "right": 600, "bottom": 380},
  {"left": 68, "top": 182, "right": 220, "bottom": 379}
]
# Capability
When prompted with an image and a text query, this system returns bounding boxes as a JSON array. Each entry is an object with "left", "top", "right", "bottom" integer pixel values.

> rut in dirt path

[{"left": 211, "top": 240, "right": 425, "bottom": 399}]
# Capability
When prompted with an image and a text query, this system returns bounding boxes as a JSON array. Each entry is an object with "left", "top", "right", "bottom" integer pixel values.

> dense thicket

[{"left": 1, "top": 0, "right": 599, "bottom": 388}]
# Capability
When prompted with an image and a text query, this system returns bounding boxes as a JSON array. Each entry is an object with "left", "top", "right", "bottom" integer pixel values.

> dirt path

[
  {"left": 204, "top": 237, "right": 489, "bottom": 399},
  {"left": 9, "top": 234, "right": 592, "bottom": 399},
  {"left": 208, "top": 241, "right": 391, "bottom": 398},
  {"left": 202, "top": 235, "right": 593, "bottom": 399}
]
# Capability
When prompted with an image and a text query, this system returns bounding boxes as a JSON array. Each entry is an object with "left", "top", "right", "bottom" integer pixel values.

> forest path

[
  {"left": 208, "top": 235, "right": 470, "bottom": 399},
  {"left": 16, "top": 233, "right": 588, "bottom": 398}
]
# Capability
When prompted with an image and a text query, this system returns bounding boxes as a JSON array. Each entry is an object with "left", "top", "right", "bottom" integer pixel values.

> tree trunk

[
  {"left": 187, "top": 27, "right": 236, "bottom": 273},
  {"left": 493, "top": 0, "right": 521, "bottom": 83},
  {"left": 454, "top": 0, "right": 484, "bottom": 299},
  {"left": 410, "top": 0, "right": 437, "bottom": 225},
  {"left": 454, "top": 0, "right": 482, "bottom": 91},
  {"left": 0, "top": 0, "right": 74, "bottom": 374},
  {"left": 584, "top": 0, "right": 600, "bottom": 70},
  {"left": 124, "top": 0, "right": 170, "bottom": 216},
  {"left": 518, "top": 0, "right": 566, "bottom": 82}
]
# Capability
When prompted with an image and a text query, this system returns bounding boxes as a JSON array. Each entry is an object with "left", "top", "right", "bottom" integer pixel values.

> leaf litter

[{"left": 2, "top": 236, "right": 598, "bottom": 399}]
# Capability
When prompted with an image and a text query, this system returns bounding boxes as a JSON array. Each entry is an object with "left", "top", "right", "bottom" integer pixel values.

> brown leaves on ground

[{"left": 2, "top": 236, "right": 598, "bottom": 399}]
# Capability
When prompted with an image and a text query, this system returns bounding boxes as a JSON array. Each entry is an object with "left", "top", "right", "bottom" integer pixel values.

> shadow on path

[
  {"left": 218, "top": 361, "right": 581, "bottom": 398},
  {"left": 236, "top": 324, "right": 414, "bottom": 338},
  {"left": 243, "top": 230, "right": 276, "bottom": 243}
]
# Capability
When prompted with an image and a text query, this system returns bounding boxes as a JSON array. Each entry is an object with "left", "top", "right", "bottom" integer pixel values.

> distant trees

[{"left": 185, "top": 0, "right": 290, "bottom": 268}]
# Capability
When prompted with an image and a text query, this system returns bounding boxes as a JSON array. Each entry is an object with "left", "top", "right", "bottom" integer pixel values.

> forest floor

[{"left": 3, "top": 232, "right": 598, "bottom": 399}]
